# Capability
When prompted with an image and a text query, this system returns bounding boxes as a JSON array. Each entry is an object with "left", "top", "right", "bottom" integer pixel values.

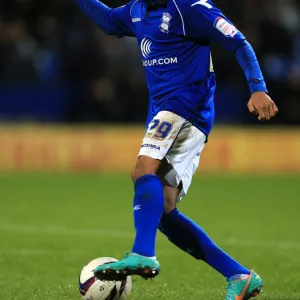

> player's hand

[{"left": 247, "top": 92, "right": 278, "bottom": 121}]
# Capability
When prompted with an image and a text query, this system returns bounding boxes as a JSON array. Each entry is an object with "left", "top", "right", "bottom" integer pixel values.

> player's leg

[
  {"left": 158, "top": 157, "right": 262, "bottom": 299},
  {"left": 160, "top": 184, "right": 250, "bottom": 277},
  {"left": 159, "top": 184, "right": 263, "bottom": 299},
  {"left": 130, "top": 156, "right": 163, "bottom": 259},
  {"left": 94, "top": 111, "right": 186, "bottom": 281}
]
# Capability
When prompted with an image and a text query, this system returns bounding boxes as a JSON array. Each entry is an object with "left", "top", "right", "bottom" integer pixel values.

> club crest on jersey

[{"left": 159, "top": 12, "right": 172, "bottom": 33}]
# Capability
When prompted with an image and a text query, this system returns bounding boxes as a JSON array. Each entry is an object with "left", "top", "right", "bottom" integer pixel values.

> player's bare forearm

[{"left": 235, "top": 40, "right": 278, "bottom": 121}]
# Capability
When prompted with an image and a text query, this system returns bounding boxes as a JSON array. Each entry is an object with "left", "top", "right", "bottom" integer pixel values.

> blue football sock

[
  {"left": 158, "top": 209, "right": 250, "bottom": 278},
  {"left": 132, "top": 174, "right": 164, "bottom": 257}
]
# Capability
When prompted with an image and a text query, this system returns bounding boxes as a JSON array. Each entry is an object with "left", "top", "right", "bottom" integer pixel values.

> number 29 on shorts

[{"left": 148, "top": 119, "right": 173, "bottom": 141}]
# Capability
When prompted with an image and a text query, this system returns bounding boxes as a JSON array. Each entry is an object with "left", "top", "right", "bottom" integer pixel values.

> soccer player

[{"left": 73, "top": 0, "right": 278, "bottom": 298}]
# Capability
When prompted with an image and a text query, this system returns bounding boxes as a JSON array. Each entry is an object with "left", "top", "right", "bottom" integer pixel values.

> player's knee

[
  {"left": 163, "top": 185, "right": 178, "bottom": 213},
  {"left": 131, "top": 167, "right": 157, "bottom": 182},
  {"left": 158, "top": 208, "right": 177, "bottom": 234},
  {"left": 131, "top": 156, "right": 161, "bottom": 182},
  {"left": 164, "top": 201, "right": 176, "bottom": 213}
]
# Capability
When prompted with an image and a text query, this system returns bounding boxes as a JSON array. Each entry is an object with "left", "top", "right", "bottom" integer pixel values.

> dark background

[{"left": 0, "top": 0, "right": 299, "bottom": 125}]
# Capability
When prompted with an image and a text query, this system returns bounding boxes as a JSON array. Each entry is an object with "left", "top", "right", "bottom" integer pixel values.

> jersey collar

[{"left": 145, "top": 0, "right": 167, "bottom": 11}]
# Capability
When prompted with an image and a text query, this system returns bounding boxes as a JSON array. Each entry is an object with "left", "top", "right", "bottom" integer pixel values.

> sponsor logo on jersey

[
  {"left": 141, "top": 37, "right": 152, "bottom": 58},
  {"left": 141, "top": 143, "right": 161, "bottom": 150},
  {"left": 159, "top": 12, "right": 172, "bottom": 33},
  {"left": 132, "top": 17, "right": 141, "bottom": 23},
  {"left": 143, "top": 57, "right": 178, "bottom": 67},
  {"left": 140, "top": 37, "right": 178, "bottom": 67},
  {"left": 214, "top": 17, "right": 238, "bottom": 37}
]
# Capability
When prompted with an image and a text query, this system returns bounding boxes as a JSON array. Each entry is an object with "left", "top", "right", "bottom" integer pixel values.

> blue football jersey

[{"left": 74, "top": 0, "right": 249, "bottom": 136}]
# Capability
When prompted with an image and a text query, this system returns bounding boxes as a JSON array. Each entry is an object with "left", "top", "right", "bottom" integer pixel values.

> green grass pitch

[{"left": 0, "top": 173, "right": 300, "bottom": 299}]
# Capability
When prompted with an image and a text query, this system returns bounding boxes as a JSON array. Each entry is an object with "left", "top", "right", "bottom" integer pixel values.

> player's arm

[
  {"left": 73, "top": 0, "right": 135, "bottom": 37},
  {"left": 183, "top": 0, "right": 278, "bottom": 120}
]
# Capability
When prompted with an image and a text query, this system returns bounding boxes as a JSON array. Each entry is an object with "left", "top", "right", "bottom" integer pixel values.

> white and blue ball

[{"left": 79, "top": 257, "right": 132, "bottom": 300}]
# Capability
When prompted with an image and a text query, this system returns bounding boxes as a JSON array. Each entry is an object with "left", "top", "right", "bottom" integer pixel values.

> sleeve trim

[
  {"left": 129, "top": 0, "right": 140, "bottom": 18},
  {"left": 172, "top": 0, "right": 186, "bottom": 36}
]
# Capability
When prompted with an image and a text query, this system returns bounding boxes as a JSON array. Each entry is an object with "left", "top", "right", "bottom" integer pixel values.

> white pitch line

[
  {"left": 0, "top": 248, "right": 74, "bottom": 256},
  {"left": 221, "top": 238, "right": 300, "bottom": 251},
  {"left": 1, "top": 222, "right": 300, "bottom": 251},
  {"left": 0, "top": 222, "right": 132, "bottom": 238}
]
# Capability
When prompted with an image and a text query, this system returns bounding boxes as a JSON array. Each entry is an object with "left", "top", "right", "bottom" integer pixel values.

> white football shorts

[{"left": 138, "top": 111, "right": 206, "bottom": 201}]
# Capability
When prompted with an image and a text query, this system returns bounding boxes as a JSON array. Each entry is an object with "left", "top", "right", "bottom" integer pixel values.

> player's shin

[
  {"left": 132, "top": 174, "right": 164, "bottom": 257},
  {"left": 158, "top": 209, "right": 250, "bottom": 278}
]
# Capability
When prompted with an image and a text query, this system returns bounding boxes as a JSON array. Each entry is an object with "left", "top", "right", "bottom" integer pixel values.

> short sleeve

[{"left": 182, "top": 0, "right": 245, "bottom": 52}]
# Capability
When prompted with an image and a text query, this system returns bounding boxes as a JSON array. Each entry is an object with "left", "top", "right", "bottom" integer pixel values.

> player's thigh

[
  {"left": 159, "top": 151, "right": 202, "bottom": 213},
  {"left": 175, "top": 152, "right": 201, "bottom": 202},
  {"left": 160, "top": 153, "right": 201, "bottom": 208},
  {"left": 131, "top": 156, "right": 161, "bottom": 182},
  {"left": 162, "top": 122, "right": 205, "bottom": 201},
  {"left": 133, "top": 111, "right": 186, "bottom": 181}
]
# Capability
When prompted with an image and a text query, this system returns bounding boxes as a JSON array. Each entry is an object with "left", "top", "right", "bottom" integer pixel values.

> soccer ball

[{"left": 79, "top": 257, "right": 132, "bottom": 300}]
